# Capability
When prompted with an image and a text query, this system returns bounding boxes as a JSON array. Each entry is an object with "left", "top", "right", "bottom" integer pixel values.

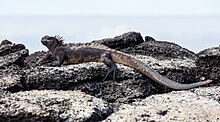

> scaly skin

[{"left": 37, "top": 35, "right": 212, "bottom": 90}]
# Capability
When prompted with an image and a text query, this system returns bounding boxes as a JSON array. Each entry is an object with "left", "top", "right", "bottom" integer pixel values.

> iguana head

[{"left": 41, "top": 35, "right": 64, "bottom": 51}]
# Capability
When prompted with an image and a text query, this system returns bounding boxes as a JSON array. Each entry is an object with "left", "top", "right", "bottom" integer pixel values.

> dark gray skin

[{"left": 37, "top": 35, "right": 212, "bottom": 90}]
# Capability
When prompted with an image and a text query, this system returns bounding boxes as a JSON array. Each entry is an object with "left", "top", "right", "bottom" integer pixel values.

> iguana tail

[{"left": 111, "top": 51, "right": 212, "bottom": 90}]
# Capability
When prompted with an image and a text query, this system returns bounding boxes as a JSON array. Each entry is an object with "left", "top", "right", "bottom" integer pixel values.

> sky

[
  {"left": 0, "top": 0, "right": 219, "bottom": 53},
  {"left": 1, "top": 0, "right": 220, "bottom": 16}
]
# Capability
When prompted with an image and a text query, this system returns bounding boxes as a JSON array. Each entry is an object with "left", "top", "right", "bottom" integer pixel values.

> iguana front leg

[{"left": 102, "top": 52, "right": 117, "bottom": 81}]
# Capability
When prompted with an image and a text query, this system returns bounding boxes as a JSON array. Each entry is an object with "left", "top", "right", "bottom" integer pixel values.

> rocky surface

[
  {"left": 105, "top": 87, "right": 220, "bottom": 122},
  {"left": 94, "top": 32, "right": 197, "bottom": 60},
  {"left": 0, "top": 90, "right": 112, "bottom": 122},
  {"left": 93, "top": 32, "right": 144, "bottom": 50},
  {"left": 0, "top": 42, "right": 28, "bottom": 69},
  {"left": 196, "top": 46, "right": 220, "bottom": 85},
  {"left": 3, "top": 56, "right": 199, "bottom": 103},
  {"left": 0, "top": 32, "right": 219, "bottom": 121},
  {"left": 121, "top": 40, "right": 198, "bottom": 60}
]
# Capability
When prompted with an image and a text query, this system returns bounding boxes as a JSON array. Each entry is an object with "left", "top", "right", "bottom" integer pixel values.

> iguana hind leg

[{"left": 102, "top": 52, "right": 117, "bottom": 81}]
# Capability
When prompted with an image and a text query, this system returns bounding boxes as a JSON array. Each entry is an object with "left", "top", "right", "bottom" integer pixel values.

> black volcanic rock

[
  {"left": 94, "top": 33, "right": 197, "bottom": 60},
  {"left": 145, "top": 36, "right": 156, "bottom": 41},
  {"left": 196, "top": 47, "right": 220, "bottom": 85},
  {"left": 0, "top": 43, "right": 28, "bottom": 69},
  {"left": 93, "top": 31, "right": 144, "bottom": 50},
  {"left": 0, "top": 39, "right": 12, "bottom": 45},
  {"left": 120, "top": 39, "right": 198, "bottom": 60},
  {"left": 0, "top": 41, "right": 29, "bottom": 93},
  {"left": 24, "top": 51, "right": 55, "bottom": 67},
  {"left": 0, "top": 90, "right": 113, "bottom": 122},
  {"left": 105, "top": 87, "right": 220, "bottom": 122},
  {"left": 0, "top": 32, "right": 219, "bottom": 121},
  {"left": 0, "top": 43, "right": 26, "bottom": 56}
]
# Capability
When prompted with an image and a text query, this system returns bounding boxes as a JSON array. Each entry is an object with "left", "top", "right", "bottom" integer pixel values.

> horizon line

[{"left": 1, "top": 14, "right": 220, "bottom": 17}]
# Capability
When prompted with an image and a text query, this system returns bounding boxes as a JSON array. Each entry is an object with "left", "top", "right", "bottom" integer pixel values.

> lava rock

[
  {"left": 0, "top": 32, "right": 218, "bottom": 121},
  {"left": 93, "top": 32, "right": 196, "bottom": 60},
  {"left": 0, "top": 71, "right": 23, "bottom": 92},
  {"left": 197, "top": 47, "right": 220, "bottom": 57},
  {"left": 145, "top": 36, "right": 156, "bottom": 41},
  {"left": 0, "top": 42, "right": 28, "bottom": 69},
  {"left": 93, "top": 31, "right": 144, "bottom": 50},
  {"left": 0, "top": 39, "right": 12, "bottom": 45},
  {"left": 0, "top": 43, "right": 26, "bottom": 56},
  {"left": 24, "top": 51, "right": 55, "bottom": 67},
  {"left": 0, "top": 41, "right": 29, "bottom": 92},
  {"left": 0, "top": 90, "right": 113, "bottom": 122},
  {"left": 5, "top": 55, "right": 198, "bottom": 103},
  {"left": 120, "top": 40, "right": 198, "bottom": 60},
  {"left": 0, "top": 49, "right": 29, "bottom": 69},
  {"left": 196, "top": 46, "right": 220, "bottom": 84},
  {"left": 24, "top": 51, "right": 46, "bottom": 67},
  {"left": 105, "top": 86, "right": 220, "bottom": 122}
]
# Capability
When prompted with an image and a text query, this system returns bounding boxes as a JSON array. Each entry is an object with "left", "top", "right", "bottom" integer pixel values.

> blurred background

[{"left": 0, "top": 0, "right": 219, "bottom": 53}]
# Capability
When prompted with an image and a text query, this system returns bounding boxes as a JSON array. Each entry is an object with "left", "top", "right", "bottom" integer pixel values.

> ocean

[{"left": 0, "top": 16, "right": 219, "bottom": 53}]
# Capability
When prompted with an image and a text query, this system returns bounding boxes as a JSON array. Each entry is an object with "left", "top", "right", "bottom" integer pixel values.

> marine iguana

[{"left": 37, "top": 35, "right": 212, "bottom": 90}]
